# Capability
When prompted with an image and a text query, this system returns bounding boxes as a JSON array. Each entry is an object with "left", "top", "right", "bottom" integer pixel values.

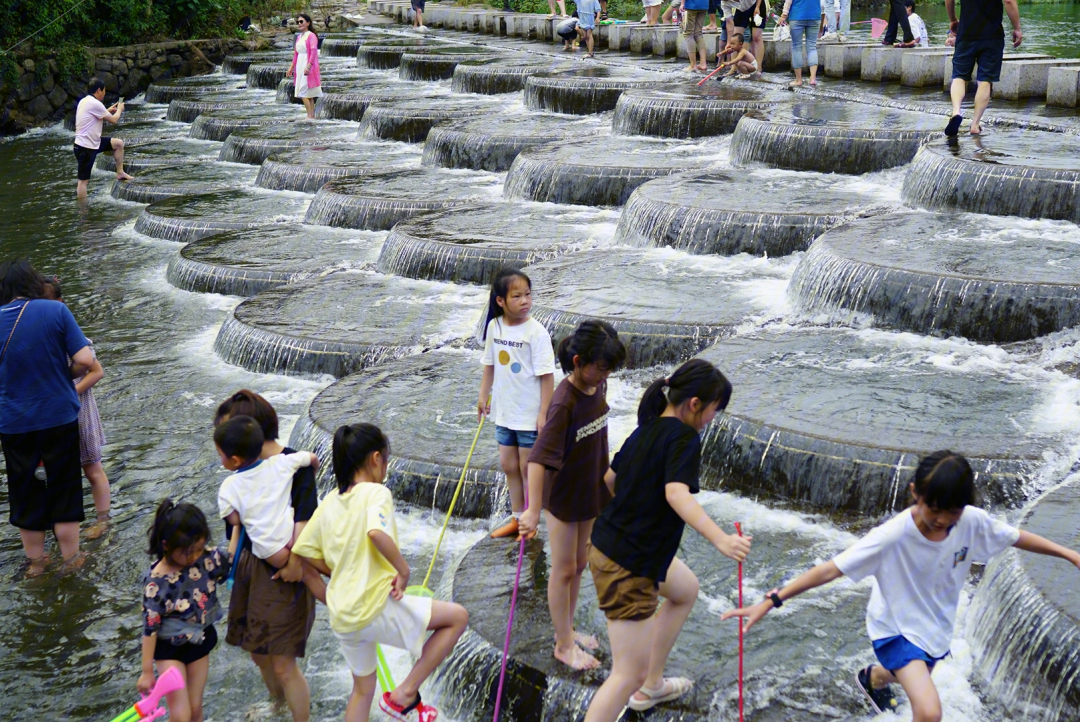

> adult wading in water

[
  {"left": 74, "top": 77, "right": 131, "bottom": 200},
  {"left": 287, "top": 14, "right": 322, "bottom": 120},
  {"left": 0, "top": 260, "right": 96, "bottom": 576}
]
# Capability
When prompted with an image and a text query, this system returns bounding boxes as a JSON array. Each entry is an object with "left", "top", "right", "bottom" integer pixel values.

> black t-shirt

[
  {"left": 957, "top": 0, "right": 1004, "bottom": 42},
  {"left": 590, "top": 417, "right": 701, "bottom": 583},
  {"left": 228, "top": 446, "right": 319, "bottom": 554}
]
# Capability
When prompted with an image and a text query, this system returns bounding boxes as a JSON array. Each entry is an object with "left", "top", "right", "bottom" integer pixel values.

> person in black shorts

[
  {"left": 945, "top": 0, "right": 1022, "bottom": 136},
  {"left": 73, "top": 78, "right": 129, "bottom": 200},
  {"left": 411, "top": 0, "right": 427, "bottom": 30},
  {"left": 731, "top": 0, "right": 767, "bottom": 69}
]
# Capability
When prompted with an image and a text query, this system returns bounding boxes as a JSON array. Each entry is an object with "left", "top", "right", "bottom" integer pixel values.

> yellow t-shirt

[{"left": 292, "top": 482, "right": 398, "bottom": 633}]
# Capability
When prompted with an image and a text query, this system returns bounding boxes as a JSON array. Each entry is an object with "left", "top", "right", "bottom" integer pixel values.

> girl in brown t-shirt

[{"left": 520, "top": 320, "right": 627, "bottom": 671}]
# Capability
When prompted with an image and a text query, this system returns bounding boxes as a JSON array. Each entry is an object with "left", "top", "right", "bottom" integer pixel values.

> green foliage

[{"left": 0, "top": 0, "right": 303, "bottom": 54}]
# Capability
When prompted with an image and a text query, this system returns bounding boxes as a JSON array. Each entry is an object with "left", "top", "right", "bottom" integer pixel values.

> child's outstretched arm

[
  {"left": 369, "top": 529, "right": 410, "bottom": 600},
  {"left": 478, "top": 365, "right": 494, "bottom": 422},
  {"left": 75, "top": 357, "right": 104, "bottom": 394},
  {"left": 1015, "top": 530, "right": 1080, "bottom": 568},
  {"left": 720, "top": 560, "right": 844, "bottom": 632},
  {"left": 666, "top": 482, "right": 751, "bottom": 561}
]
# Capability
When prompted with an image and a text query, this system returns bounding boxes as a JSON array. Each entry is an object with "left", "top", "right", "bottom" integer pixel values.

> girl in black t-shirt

[{"left": 584, "top": 359, "right": 752, "bottom": 720}]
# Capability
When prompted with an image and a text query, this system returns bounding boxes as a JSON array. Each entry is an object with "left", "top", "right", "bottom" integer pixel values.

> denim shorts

[
  {"left": 495, "top": 425, "right": 537, "bottom": 448},
  {"left": 951, "top": 36, "right": 1004, "bottom": 83},
  {"left": 872, "top": 635, "right": 948, "bottom": 675}
]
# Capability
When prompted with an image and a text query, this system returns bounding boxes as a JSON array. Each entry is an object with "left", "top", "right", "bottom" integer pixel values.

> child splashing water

[
  {"left": 518, "top": 320, "right": 628, "bottom": 671},
  {"left": 293, "top": 424, "right": 468, "bottom": 722},
  {"left": 478, "top": 269, "right": 555, "bottom": 540},
  {"left": 42, "top": 276, "right": 110, "bottom": 539},
  {"left": 140, "top": 500, "right": 230, "bottom": 722},
  {"left": 584, "top": 359, "right": 752, "bottom": 721},
  {"left": 722, "top": 450, "right": 1080, "bottom": 721}
]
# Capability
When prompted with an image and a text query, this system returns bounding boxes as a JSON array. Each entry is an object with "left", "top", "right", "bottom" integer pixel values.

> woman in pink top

[{"left": 287, "top": 14, "right": 322, "bottom": 119}]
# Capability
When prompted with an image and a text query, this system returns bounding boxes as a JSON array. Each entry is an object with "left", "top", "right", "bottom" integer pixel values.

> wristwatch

[{"left": 768, "top": 592, "right": 783, "bottom": 608}]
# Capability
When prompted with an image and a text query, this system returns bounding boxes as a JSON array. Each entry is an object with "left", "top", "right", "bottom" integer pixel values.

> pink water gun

[{"left": 108, "top": 667, "right": 185, "bottom": 722}]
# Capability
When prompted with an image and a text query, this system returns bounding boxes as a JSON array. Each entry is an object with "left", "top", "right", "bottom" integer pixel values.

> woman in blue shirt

[
  {"left": 780, "top": 0, "right": 820, "bottom": 86},
  {"left": 0, "top": 260, "right": 94, "bottom": 574}
]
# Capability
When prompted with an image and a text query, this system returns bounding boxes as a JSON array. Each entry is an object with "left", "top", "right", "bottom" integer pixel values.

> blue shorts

[
  {"left": 495, "top": 425, "right": 537, "bottom": 448},
  {"left": 578, "top": 12, "right": 596, "bottom": 30},
  {"left": 872, "top": 635, "right": 948, "bottom": 675},
  {"left": 951, "top": 36, "right": 1004, "bottom": 84}
]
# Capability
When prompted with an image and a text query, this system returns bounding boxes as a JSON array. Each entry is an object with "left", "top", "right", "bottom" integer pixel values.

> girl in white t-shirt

[
  {"left": 478, "top": 269, "right": 555, "bottom": 539},
  {"left": 722, "top": 450, "right": 1080, "bottom": 722}
]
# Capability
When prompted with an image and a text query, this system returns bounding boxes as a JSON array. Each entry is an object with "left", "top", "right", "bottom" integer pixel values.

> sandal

[{"left": 627, "top": 677, "right": 694, "bottom": 712}]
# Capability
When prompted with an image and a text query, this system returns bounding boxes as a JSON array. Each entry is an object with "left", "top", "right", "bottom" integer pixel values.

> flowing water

[{"left": 4, "top": 17, "right": 1080, "bottom": 722}]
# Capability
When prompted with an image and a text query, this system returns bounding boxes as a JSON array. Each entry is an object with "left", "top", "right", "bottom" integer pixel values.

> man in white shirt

[
  {"left": 73, "top": 77, "right": 130, "bottom": 200},
  {"left": 900, "top": 0, "right": 930, "bottom": 47}
]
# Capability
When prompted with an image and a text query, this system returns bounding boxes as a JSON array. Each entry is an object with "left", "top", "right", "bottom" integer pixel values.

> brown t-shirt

[{"left": 528, "top": 378, "right": 612, "bottom": 522}]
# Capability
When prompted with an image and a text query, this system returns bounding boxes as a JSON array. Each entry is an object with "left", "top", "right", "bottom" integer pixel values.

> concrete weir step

[
  {"left": 861, "top": 46, "right": 944, "bottom": 82},
  {"left": 823, "top": 42, "right": 878, "bottom": 78},
  {"left": 901, "top": 48, "right": 953, "bottom": 87},
  {"left": 995, "top": 57, "right": 1080, "bottom": 99},
  {"left": 1048, "top": 65, "right": 1080, "bottom": 107}
]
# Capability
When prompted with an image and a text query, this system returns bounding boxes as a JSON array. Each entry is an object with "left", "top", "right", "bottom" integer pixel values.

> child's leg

[
  {"left": 498, "top": 443, "right": 525, "bottom": 514},
  {"left": 251, "top": 653, "right": 286, "bottom": 699},
  {"left": 344, "top": 672, "right": 377, "bottom": 722},
  {"left": 185, "top": 654, "right": 211, "bottom": 722},
  {"left": 156, "top": 660, "right": 194, "bottom": 722},
  {"left": 546, "top": 513, "right": 599, "bottom": 669},
  {"left": 583, "top": 617, "right": 654, "bottom": 722},
  {"left": 270, "top": 655, "right": 311, "bottom": 722},
  {"left": 586, "top": 28, "right": 594, "bottom": 55},
  {"left": 888, "top": 662, "right": 942, "bottom": 722},
  {"left": 634, "top": 556, "right": 698, "bottom": 700},
  {"left": 83, "top": 461, "right": 110, "bottom": 517},
  {"left": 390, "top": 600, "right": 468, "bottom": 706}
]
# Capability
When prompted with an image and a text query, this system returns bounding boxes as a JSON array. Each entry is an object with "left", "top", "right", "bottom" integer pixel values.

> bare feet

[
  {"left": 696, "top": 63, "right": 708, "bottom": 71},
  {"left": 970, "top": 123, "right": 983, "bottom": 136},
  {"left": 554, "top": 643, "right": 600, "bottom": 670},
  {"left": 26, "top": 554, "right": 49, "bottom": 578},
  {"left": 554, "top": 631, "right": 601, "bottom": 650},
  {"left": 59, "top": 551, "right": 87, "bottom": 574},
  {"left": 85, "top": 514, "right": 110, "bottom": 541},
  {"left": 115, "top": 171, "right": 134, "bottom": 181}
]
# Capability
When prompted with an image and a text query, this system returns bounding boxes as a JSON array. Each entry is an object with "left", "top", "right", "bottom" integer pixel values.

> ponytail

[
  {"left": 482, "top": 268, "right": 531, "bottom": 341},
  {"left": 148, "top": 498, "right": 209, "bottom": 559},
  {"left": 556, "top": 319, "right": 627, "bottom": 374},
  {"left": 637, "top": 358, "right": 732, "bottom": 426},
  {"left": 332, "top": 423, "right": 390, "bottom": 494}
]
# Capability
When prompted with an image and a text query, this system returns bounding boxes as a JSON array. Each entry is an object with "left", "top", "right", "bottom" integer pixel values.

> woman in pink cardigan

[{"left": 287, "top": 14, "right": 322, "bottom": 119}]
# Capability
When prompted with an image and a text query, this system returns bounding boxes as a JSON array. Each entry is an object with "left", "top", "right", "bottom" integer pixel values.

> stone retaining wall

[{"left": 1, "top": 37, "right": 246, "bottom": 135}]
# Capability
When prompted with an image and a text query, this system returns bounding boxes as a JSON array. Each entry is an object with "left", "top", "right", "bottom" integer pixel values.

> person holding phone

[{"left": 73, "top": 77, "right": 131, "bottom": 200}]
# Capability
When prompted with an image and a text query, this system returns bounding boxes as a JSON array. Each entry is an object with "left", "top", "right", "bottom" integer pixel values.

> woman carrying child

[
  {"left": 214, "top": 391, "right": 323, "bottom": 722},
  {"left": 722, "top": 450, "right": 1080, "bottom": 721},
  {"left": 140, "top": 500, "right": 230, "bottom": 722},
  {"left": 583, "top": 359, "right": 752, "bottom": 720},
  {"left": 293, "top": 424, "right": 469, "bottom": 722},
  {"left": 518, "top": 320, "right": 627, "bottom": 671},
  {"left": 478, "top": 269, "right": 555, "bottom": 540},
  {"left": 42, "top": 276, "right": 111, "bottom": 539}
]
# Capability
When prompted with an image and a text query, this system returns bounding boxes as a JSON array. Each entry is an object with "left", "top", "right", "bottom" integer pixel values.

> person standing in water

[
  {"left": 73, "top": 77, "right": 131, "bottom": 200},
  {"left": 287, "top": 14, "right": 322, "bottom": 120},
  {"left": 722, "top": 451, "right": 1080, "bottom": 721},
  {"left": 944, "top": 0, "right": 1021, "bottom": 136}
]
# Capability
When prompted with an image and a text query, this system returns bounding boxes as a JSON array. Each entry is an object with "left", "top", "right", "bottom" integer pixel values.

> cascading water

[
  {"left": 133, "top": 189, "right": 309, "bottom": 242},
  {"left": 422, "top": 114, "right": 605, "bottom": 172},
  {"left": 612, "top": 85, "right": 785, "bottom": 139},
  {"left": 255, "top": 144, "right": 421, "bottom": 193}
]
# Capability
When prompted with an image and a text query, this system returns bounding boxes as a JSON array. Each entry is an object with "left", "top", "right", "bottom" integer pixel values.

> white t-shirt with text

[
  {"left": 75, "top": 95, "right": 109, "bottom": 150},
  {"left": 908, "top": 13, "right": 929, "bottom": 47},
  {"left": 833, "top": 506, "right": 1019, "bottom": 657},
  {"left": 218, "top": 452, "right": 313, "bottom": 560},
  {"left": 481, "top": 317, "right": 555, "bottom": 432}
]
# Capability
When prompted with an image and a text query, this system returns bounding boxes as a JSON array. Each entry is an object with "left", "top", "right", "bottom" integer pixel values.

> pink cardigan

[{"left": 292, "top": 32, "right": 320, "bottom": 87}]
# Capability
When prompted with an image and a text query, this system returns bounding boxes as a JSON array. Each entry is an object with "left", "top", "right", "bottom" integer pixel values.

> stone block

[
  {"left": 22, "top": 59, "right": 34, "bottom": 72},
  {"left": 535, "top": 17, "right": 555, "bottom": 41},
  {"left": 26, "top": 95, "right": 52, "bottom": 119},
  {"left": 41, "top": 73, "right": 54, "bottom": 93},
  {"left": 900, "top": 49, "right": 951, "bottom": 87},
  {"left": 608, "top": 22, "right": 638, "bottom": 51},
  {"left": 148, "top": 64, "right": 167, "bottom": 81},
  {"left": 1047, "top": 65, "right": 1080, "bottom": 107},
  {"left": 994, "top": 57, "right": 1080, "bottom": 100},
  {"left": 651, "top": 26, "right": 680, "bottom": 56},
  {"left": 101, "top": 71, "right": 120, "bottom": 90},
  {"left": 763, "top": 38, "right": 792, "bottom": 71},
  {"left": 47, "top": 85, "right": 68, "bottom": 110},
  {"left": 17, "top": 73, "right": 37, "bottom": 102},
  {"left": 95, "top": 58, "right": 112, "bottom": 72},
  {"left": 823, "top": 42, "right": 875, "bottom": 78},
  {"left": 594, "top": 23, "right": 610, "bottom": 45},
  {"left": 630, "top": 24, "right": 653, "bottom": 53}
]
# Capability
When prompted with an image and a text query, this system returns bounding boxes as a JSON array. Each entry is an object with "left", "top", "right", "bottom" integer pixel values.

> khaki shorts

[{"left": 588, "top": 545, "right": 659, "bottom": 621}]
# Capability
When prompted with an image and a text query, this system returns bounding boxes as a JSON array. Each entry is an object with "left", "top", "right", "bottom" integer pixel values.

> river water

[{"left": 2, "top": 16, "right": 1080, "bottom": 722}]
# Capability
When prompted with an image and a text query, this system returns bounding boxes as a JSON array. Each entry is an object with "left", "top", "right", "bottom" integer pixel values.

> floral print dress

[{"left": 142, "top": 547, "right": 230, "bottom": 645}]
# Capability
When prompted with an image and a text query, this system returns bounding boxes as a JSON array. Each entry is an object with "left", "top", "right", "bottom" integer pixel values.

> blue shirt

[
  {"left": 685, "top": 0, "right": 710, "bottom": 10},
  {"left": 788, "top": 0, "right": 820, "bottom": 21},
  {"left": 0, "top": 299, "right": 89, "bottom": 434},
  {"left": 578, "top": 0, "right": 601, "bottom": 14}
]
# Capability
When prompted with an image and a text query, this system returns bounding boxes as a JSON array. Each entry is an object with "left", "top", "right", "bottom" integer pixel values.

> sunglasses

[{"left": 296, "top": 18, "right": 307, "bottom": 23}]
